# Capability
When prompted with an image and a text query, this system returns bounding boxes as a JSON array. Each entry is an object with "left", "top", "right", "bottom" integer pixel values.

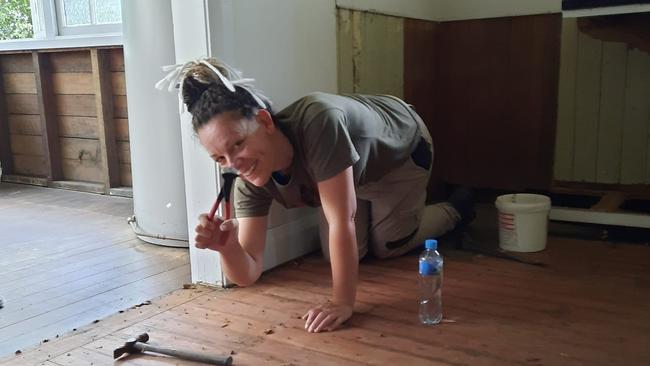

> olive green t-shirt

[{"left": 234, "top": 92, "right": 422, "bottom": 218}]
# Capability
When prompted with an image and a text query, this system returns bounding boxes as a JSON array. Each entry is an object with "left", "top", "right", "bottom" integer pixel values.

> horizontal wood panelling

[
  {"left": 58, "top": 116, "right": 98, "bottom": 138},
  {"left": 1, "top": 47, "right": 131, "bottom": 189},
  {"left": 5, "top": 94, "right": 38, "bottom": 114},
  {"left": 49, "top": 51, "right": 92, "bottom": 73},
  {"left": 52, "top": 73, "right": 93, "bottom": 95},
  {"left": 113, "top": 95, "right": 128, "bottom": 118},
  {"left": 55, "top": 94, "right": 96, "bottom": 117},
  {"left": 114, "top": 118, "right": 129, "bottom": 141},
  {"left": 13, "top": 154, "right": 47, "bottom": 176},
  {"left": 119, "top": 163, "right": 132, "bottom": 187},
  {"left": 8, "top": 114, "right": 41, "bottom": 135},
  {"left": 111, "top": 72, "right": 126, "bottom": 95},
  {"left": 60, "top": 137, "right": 101, "bottom": 162},
  {"left": 9, "top": 134, "right": 43, "bottom": 156},
  {"left": 117, "top": 141, "right": 130, "bottom": 164},
  {"left": 2, "top": 72, "right": 36, "bottom": 94},
  {"left": 108, "top": 48, "right": 124, "bottom": 72},
  {"left": 62, "top": 158, "right": 103, "bottom": 182},
  {"left": 0, "top": 53, "right": 33, "bottom": 73}
]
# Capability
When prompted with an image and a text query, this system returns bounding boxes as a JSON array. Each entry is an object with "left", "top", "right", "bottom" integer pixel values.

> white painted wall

[
  {"left": 336, "top": 0, "right": 562, "bottom": 21},
  {"left": 173, "top": 0, "right": 337, "bottom": 285},
  {"left": 439, "top": 0, "right": 561, "bottom": 21},
  {"left": 336, "top": 0, "right": 441, "bottom": 22}
]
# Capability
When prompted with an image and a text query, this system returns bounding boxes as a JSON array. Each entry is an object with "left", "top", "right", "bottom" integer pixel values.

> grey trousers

[{"left": 318, "top": 99, "right": 458, "bottom": 260}]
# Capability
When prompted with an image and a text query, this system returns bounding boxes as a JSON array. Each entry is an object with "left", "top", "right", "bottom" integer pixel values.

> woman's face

[{"left": 198, "top": 110, "right": 275, "bottom": 187}]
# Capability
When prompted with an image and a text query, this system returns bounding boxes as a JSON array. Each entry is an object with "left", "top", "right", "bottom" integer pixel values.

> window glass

[
  {"left": 63, "top": 0, "right": 91, "bottom": 26},
  {"left": 94, "top": 0, "right": 121, "bottom": 24}
]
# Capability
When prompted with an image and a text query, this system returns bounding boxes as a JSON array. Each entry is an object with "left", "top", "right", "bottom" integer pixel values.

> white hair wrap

[{"left": 154, "top": 57, "right": 268, "bottom": 113}]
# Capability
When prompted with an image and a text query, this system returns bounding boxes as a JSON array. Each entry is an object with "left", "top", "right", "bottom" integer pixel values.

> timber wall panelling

[
  {"left": 555, "top": 14, "right": 650, "bottom": 185},
  {"left": 0, "top": 47, "right": 131, "bottom": 193},
  {"left": 337, "top": 9, "right": 561, "bottom": 195}
]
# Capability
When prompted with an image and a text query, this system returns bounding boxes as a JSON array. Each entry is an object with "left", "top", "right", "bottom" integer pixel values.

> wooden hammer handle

[{"left": 134, "top": 343, "right": 232, "bottom": 365}]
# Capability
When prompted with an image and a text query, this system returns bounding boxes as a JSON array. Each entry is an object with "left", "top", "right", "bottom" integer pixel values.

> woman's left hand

[{"left": 303, "top": 301, "right": 353, "bottom": 333}]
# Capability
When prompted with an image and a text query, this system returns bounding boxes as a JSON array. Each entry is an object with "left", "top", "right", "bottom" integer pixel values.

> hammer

[{"left": 113, "top": 333, "right": 233, "bottom": 365}]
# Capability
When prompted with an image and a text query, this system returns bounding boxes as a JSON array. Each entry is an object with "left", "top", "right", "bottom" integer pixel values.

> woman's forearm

[
  {"left": 219, "top": 243, "right": 262, "bottom": 286},
  {"left": 328, "top": 221, "right": 358, "bottom": 306}
]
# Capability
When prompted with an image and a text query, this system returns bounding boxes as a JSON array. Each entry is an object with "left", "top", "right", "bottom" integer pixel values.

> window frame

[
  {"left": 55, "top": 0, "right": 122, "bottom": 36},
  {"left": 0, "top": 0, "right": 122, "bottom": 51}
]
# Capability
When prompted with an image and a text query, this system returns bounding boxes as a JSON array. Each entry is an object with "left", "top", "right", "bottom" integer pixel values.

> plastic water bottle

[{"left": 419, "top": 239, "right": 443, "bottom": 325}]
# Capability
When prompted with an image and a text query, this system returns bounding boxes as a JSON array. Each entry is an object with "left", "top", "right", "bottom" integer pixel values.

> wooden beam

[
  {"left": 0, "top": 70, "right": 14, "bottom": 175},
  {"left": 550, "top": 207, "right": 650, "bottom": 228},
  {"left": 33, "top": 52, "right": 63, "bottom": 181},
  {"left": 91, "top": 49, "right": 119, "bottom": 191},
  {"left": 590, "top": 191, "right": 627, "bottom": 212}
]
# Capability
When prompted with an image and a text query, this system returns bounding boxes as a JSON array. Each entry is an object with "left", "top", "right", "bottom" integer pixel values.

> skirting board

[{"left": 550, "top": 207, "right": 650, "bottom": 228}]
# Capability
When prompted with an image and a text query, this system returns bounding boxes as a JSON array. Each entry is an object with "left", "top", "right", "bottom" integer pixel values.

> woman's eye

[{"left": 234, "top": 140, "right": 244, "bottom": 149}]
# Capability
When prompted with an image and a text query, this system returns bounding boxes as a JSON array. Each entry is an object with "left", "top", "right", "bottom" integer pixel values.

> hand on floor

[{"left": 303, "top": 301, "right": 352, "bottom": 333}]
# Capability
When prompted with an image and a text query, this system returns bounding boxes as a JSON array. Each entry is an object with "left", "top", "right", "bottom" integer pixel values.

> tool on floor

[
  {"left": 113, "top": 333, "right": 233, "bottom": 365},
  {"left": 208, "top": 170, "right": 239, "bottom": 221}
]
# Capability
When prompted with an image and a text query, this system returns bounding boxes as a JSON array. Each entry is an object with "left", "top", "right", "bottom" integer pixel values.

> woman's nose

[{"left": 226, "top": 156, "right": 243, "bottom": 171}]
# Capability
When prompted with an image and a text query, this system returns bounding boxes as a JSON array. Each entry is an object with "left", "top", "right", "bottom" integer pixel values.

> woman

[{"left": 158, "top": 58, "right": 473, "bottom": 333}]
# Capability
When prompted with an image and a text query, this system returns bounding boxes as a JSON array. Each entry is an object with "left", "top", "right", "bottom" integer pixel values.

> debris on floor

[{"left": 183, "top": 283, "right": 197, "bottom": 289}]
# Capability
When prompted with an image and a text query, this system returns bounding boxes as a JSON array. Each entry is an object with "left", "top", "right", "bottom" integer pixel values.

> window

[
  {"left": 0, "top": 0, "right": 122, "bottom": 48},
  {"left": 0, "top": 0, "right": 35, "bottom": 40},
  {"left": 55, "top": 0, "right": 122, "bottom": 36}
]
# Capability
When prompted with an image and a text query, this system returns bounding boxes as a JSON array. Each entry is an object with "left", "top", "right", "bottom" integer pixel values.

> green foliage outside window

[{"left": 0, "top": 0, "right": 34, "bottom": 40}]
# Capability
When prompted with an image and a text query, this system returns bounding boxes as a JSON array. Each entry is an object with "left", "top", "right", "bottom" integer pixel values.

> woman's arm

[
  {"left": 303, "top": 166, "right": 358, "bottom": 332},
  {"left": 195, "top": 215, "right": 268, "bottom": 286}
]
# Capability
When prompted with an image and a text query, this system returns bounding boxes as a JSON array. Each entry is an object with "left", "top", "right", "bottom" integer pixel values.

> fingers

[
  {"left": 313, "top": 314, "right": 336, "bottom": 333},
  {"left": 303, "top": 302, "right": 352, "bottom": 333},
  {"left": 304, "top": 308, "right": 340, "bottom": 333},
  {"left": 194, "top": 214, "right": 226, "bottom": 250},
  {"left": 219, "top": 218, "right": 239, "bottom": 231},
  {"left": 309, "top": 311, "right": 330, "bottom": 333}
]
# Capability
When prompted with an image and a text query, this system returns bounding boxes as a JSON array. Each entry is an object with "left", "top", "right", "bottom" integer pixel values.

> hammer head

[{"left": 113, "top": 333, "right": 149, "bottom": 359}]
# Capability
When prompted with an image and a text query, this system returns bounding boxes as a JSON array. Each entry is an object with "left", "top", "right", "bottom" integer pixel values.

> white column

[
  {"left": 121, "top": 0, "right": 189, "bottom": 247},
  {"left": 171, "top": 0, "right": 224, "bottom": 284}
]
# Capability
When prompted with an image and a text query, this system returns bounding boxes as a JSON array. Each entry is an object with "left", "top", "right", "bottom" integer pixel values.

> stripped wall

[
  {"left": 0, "top": 48, "right": 131, "bottom": 190},
  {"left": 555, "top": 17, "right": 650, "bottom": 185},
  {"left": 337, "top": 9, "right": 404, "bottom": 98}
]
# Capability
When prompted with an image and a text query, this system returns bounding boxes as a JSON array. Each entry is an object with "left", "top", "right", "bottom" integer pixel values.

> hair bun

[{"left": 182, "top": 76, "right": 211, "bottom": 112}]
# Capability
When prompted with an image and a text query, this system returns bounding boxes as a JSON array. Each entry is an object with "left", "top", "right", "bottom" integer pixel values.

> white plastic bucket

[{"left": 495, "top": 194, "right": 551, "bottom": 252}]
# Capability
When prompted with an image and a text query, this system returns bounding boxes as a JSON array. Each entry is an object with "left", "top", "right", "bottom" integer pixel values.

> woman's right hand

[{"left": 194, "top": 214, "right": 239, "bottom": 252}]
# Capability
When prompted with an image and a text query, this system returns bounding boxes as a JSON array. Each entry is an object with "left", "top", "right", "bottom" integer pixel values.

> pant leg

[
  {"left": 318, "top": 198, "right": 370, "bottom": 262},
  {"left": 358, "top": 152, "right": 458, "bottom": 259}
]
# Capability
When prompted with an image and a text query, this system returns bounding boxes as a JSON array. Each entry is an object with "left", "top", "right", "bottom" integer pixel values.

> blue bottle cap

[{"left": 425, "top": 239, "right": 437, "bottom": 250}]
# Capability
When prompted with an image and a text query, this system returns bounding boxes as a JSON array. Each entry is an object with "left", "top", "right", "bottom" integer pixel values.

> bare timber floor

[
  {"left": 2, "top": 226, "right": 649, "bottom": 365},
  {"left": 0, "top": 183, "right": 190, "bottom": 358}
]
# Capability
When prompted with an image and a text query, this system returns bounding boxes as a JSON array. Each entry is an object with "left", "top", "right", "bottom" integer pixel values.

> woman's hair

[{"left": 179, "top": 58, "right": 272, "bottom": 132}]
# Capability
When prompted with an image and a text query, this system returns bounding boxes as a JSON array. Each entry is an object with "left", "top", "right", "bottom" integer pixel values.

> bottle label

[{"left": 419, "top": 261, "right": 439, "bottom": 275}]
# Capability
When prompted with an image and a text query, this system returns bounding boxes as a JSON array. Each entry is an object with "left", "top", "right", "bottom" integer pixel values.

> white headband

[{"left": 154, "top": 57, "right": 267, "bottom": 113}]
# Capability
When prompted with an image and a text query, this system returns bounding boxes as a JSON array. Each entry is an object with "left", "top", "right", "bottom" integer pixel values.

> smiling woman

[{"left": 156, "top": 57, "right": 474, "bottom": 333}]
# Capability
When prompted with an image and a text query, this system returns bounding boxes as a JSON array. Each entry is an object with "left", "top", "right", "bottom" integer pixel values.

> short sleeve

[
  {"left": 233, "top": 177, "right": 273, "bottom": 218},
  {"left": 302, "top": 109, "right": 360, "bottom": 182}
]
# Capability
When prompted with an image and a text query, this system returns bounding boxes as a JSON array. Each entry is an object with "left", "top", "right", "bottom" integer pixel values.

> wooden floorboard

[
  {"left": 0, "top": 183, "right": 191, "bottom": 359},
  {"left": 3, "top": 230, "right": 648, "bottom": 365}
]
